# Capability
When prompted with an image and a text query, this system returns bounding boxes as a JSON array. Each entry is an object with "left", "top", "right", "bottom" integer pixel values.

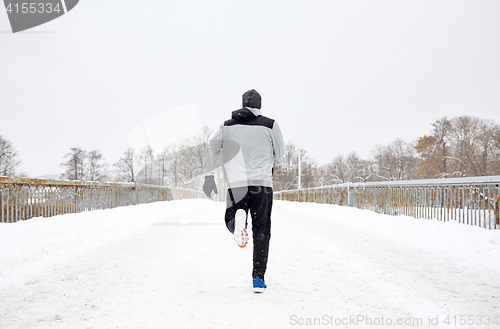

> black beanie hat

[{"left": 242, "top": 89, "right": 262, "bottom": 109}]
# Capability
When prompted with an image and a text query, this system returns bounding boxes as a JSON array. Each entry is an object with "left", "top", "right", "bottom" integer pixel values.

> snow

[{"left": 1, "top": 199, "right": 500, "bottom": 328}]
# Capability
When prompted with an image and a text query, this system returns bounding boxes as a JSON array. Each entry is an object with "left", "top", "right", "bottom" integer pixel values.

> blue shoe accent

[
  {"left": 253, "top": 277, "right": 267, "bottom": 293},
  {"left": 233, "top": 212, "right": 247, "bottom": 229}
]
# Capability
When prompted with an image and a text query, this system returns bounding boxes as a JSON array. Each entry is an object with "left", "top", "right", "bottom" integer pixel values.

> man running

[{"left": 202, "top": 89, "right": 284, "bottom": 293}]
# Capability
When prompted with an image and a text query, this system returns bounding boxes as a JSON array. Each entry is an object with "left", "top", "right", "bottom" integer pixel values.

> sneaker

[
  {"left": 253, "top": 277, "right": 267, "bottom": 293},
  {"left": 234, "top": 209, "right": 248, "bottom": 248}
]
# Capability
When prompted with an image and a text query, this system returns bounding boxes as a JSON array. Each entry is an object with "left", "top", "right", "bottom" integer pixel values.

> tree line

[
  {"left": 273, "top": 115, "right": 500, "bottom": 191},
  {"left": 0, "top": 128, "right": 220, "bottom": 193},
  {"left": 1, "top": 115, "right": 500, "bottom": 191},
  {"left": 57, "top": 127, "right": 214, "bottom": 191}
]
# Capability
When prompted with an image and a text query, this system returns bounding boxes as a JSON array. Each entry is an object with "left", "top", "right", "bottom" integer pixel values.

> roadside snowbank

[{"left": 285, "top": 202, "right": 500, "bottom": 271}]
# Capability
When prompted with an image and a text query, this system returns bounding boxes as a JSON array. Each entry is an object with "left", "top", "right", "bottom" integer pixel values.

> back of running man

[{"left": 202, "top": 89, "right": 284, "bottom": 293}]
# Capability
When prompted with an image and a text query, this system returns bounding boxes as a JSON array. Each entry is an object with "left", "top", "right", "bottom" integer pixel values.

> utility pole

[{"left": 298, "top": 152, "right": 301, "bottom": 190}]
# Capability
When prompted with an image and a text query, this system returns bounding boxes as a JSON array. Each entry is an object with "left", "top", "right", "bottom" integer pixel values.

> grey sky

[{"left": 1, "top": 0, "right": 499, "bottom": 178}]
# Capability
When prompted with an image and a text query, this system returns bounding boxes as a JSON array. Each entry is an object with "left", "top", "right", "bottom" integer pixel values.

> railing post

[
  {"left": 347, "top": 183, "right": 355, "bottom": 207},
  {"left": 496, "top": 185, "right": 500, "bottom": 229}
]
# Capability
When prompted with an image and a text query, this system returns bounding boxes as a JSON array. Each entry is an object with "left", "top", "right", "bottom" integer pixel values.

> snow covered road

[{"left": 1, "top": 199, "right": 500, "bottom": 328}]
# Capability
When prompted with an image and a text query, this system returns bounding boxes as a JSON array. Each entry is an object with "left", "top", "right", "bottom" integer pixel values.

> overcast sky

[{"left": 1, "top": 0, "right": 499, "bottom": 178}]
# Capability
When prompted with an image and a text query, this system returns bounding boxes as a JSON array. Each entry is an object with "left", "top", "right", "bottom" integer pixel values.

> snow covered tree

[
  {"left": 448, "top": 116, "right": 481, "bottom": 177},
  {"left": 415, "top": 116, "right": 500, "bottom": 178},
  {"left": 322, "top": 152, "right": 375, "bottom": 184},
  {"left": 0, "top": 135, "right": 22, "bottom": 177},
  {"left": 372, "top": 139, "right": 416, "bottom": 181},
  {"left": 323, "top": 154, "right": 347, "bottom": 184},
  {"left": 345, "top": 151, "right": 373, "bottom": 182}
]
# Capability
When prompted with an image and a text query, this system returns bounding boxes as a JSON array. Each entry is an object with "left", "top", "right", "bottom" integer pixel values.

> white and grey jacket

[{"left": 203, "top": 107, "right": 284, "bottom": 189}]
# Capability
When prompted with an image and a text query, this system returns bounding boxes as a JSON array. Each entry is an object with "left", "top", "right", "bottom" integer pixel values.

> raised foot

[{"left": 234, "top": 209, "right": 248, "bottom": 248}]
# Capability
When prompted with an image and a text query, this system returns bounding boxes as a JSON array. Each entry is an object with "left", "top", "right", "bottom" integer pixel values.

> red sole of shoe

[{"left": 237, "top": 228, "right": 249, "bottom": 248}]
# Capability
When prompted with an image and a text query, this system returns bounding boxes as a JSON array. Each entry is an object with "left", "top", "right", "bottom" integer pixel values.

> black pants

[{"left": 225, "top": 186, "right": 273, "bottom": 280}]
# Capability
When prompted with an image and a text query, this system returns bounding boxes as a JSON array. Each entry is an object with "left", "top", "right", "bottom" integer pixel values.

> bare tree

[
  {"left": 155, "top": 152, "right": 167, "bottom": 186},
  {"left": 60, "top": 147, "right": 86, "bottom": 180},
  {"left": 178, "top": 143, "right": 203, "bottom": 188},
  {"left": 114, "top": 148, "right": 137, "bottom": 183},
  {"left": 137, "top": 146, "right": 155, "bottom": 184},
  {"left": 491, "top": 125, "right": 500, "bottom": 174},
  {"left": 372, "top": 144, "right": 392, "bottom": 181},
  {"left": 87, "top": 149, "right": 108, "bottom": 181},
  {"left": 471, "top": 119, "right": 497, "bottom": 176},
  {"left": 161, "top": 143, "right": 182, "bottom": 187},
  {"left": 272, "top": 141, "right": 321, "bottom": 190},
  {"left": 431, "top": 117, "right": 452, "bottom": 175},
  {"left": 297, "top": 149, "right": 318, "bottom": 188},
  {"left": 177, "top": 126, "right": 213, "bottom": 189},
  {"left": 0, "top": 135, "right": 22, "bottom": 177},
  {"left": 273, "top": 141, "right": 299, "bottom": 190}
]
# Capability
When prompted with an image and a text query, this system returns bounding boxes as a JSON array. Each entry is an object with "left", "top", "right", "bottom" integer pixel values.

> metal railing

[
  {"left": 274, "top": 176, "right": 500, "bottom": 230},
  {"left": 0, "top": 177, "right": 206, "bottom": 223}
]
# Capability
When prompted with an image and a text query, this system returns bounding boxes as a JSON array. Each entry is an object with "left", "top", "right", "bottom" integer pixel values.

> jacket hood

[
  {"left": 242, "top": 89, "right": 261, "bottom": 109},
  {"left": 231, "top": 107, "right": 261, "bottom": 122}
]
